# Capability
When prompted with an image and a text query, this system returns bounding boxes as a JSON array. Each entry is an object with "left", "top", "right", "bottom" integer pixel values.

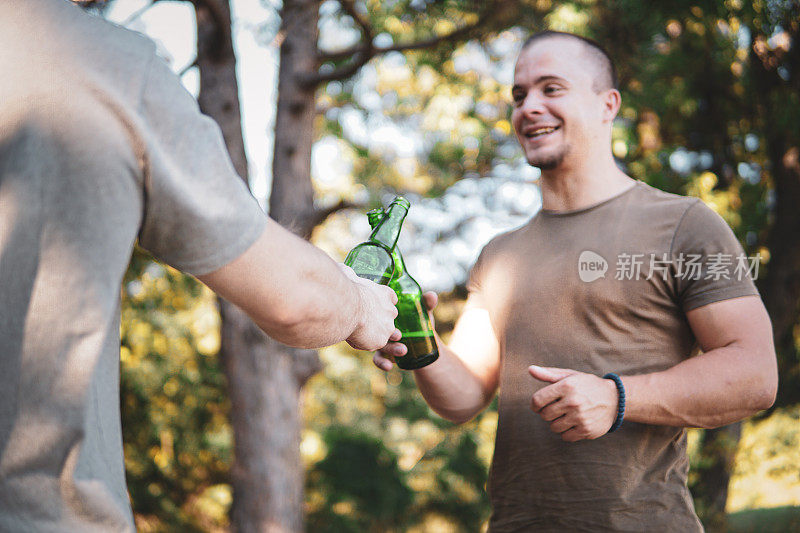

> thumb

[
  {"left": 528, "top": 365, "right": 577, "bottom": 383},
  {"left": 423, "top": 291, "right": 438, "bottom": 310}
]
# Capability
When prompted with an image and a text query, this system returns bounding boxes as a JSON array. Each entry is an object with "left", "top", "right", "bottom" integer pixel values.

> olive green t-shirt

[
  {"left": 0, "top": 1, "right": 266, "bottom": 530},
  {"left": 469, "top": 181, "right": 758, "bottom": 532}
]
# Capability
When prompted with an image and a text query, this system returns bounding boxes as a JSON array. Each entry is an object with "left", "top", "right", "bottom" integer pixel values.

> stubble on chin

[{"left": 527, "top": 144, "right": 570, "bottom": 170}]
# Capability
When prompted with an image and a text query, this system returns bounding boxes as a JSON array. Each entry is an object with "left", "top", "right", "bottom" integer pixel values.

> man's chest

[{"left": 479, "top": 223, "right": 684, "bottom": 361}]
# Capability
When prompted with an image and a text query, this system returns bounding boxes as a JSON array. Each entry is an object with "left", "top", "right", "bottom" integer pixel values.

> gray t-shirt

[{"left": 0, "top": 1, "right": 266, "bottom": 530}]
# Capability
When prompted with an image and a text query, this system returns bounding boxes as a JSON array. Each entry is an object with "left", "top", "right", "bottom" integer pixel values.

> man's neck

[{"left": 538, "top": 156, "right": 635, "bottom": 212}]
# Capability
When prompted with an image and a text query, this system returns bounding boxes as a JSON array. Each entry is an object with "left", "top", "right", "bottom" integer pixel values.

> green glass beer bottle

[
  {"left": 344, "top": 197, "right": 409, "bottom": 285},
  {"left": 367, "top": 208, "right": 439, "bottom": 370}
]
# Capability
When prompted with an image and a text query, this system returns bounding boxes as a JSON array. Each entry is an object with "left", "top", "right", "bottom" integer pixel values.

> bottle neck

[
  {"left": 390, "top": 246, "right": 406, "bottom": 278},
  {"left": 369, "top": 201, "right": 408, "bottom": 251}
]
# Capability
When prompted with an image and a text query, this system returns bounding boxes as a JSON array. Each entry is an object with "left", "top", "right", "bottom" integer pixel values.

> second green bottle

[{"left": 367, "top": 206, "right": 439, "bottom": 370}]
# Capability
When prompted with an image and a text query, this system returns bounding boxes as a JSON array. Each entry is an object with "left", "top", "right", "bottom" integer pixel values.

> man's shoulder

[
  {"left": 611, "top": 181, "right": 706, "bottom": 242},
  {"left": 629, "top": 180, "right": 701, "bottom": 217},
  {"left": 479, "top": 220, "right": 531, "bottom": 257},
  {"left": 20, "top": 0, "right": 157, "bottom": 84},
  {"left": 67, "top": 4, "right": 158, "bottom": 73}
]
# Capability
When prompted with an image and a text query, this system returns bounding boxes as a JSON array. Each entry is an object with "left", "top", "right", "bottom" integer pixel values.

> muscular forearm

[
  {"left": 200, "top": 221, "right": 368, "bottom": 349},
  {"left": 258, "top": 251, "right": 364, "bottom": 348},
  {"left": 622, "top": 344, "right": 777, "bottom": 428},
  {"left": 412, "top": 334, "right": 496, "bottom": 424}
]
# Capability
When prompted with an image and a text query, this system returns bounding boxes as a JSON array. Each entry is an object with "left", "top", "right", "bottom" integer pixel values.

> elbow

[
  {"left": 444, "top": 389, "right": 497, "bottom": 425},
  {"left": 753, "top": 350, "right": 779, "bottom": 412},
  {"left": 256, "top": 305, "right": 324, "bottom": 349},
  {"left": 430, "top": 396, "right": 492, "bottom": 425},
  {"left": 426, "top": 399, "right": 485, "bottom": 425},
  {"left": 437, "top": 409, "right": 478, "bottom": 426},
  {"left": 265, "top": 301, "right": 307, "bottom": 333},
  {"left": 754, "top": 372, "right": 778, "bottom": 412},
  {"left": 731, "top": 367, "right": 778, "bottom": 423},
  {"left": 270, "top": 306, "right": 306, "bottom": 333}
]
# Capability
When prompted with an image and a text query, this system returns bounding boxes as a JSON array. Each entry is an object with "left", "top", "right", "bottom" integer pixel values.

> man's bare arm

[
  {"left": 376, "top": 292, "right": 501, "bottom": 424},
  {"left": 198, "top": 217, "right": 400, "bottom": 351},
  {"left": 530, "top": 295, "right": 778, "bottom": 441},
  {"left": 622, "top": 295, "right": 777, "bottom": 428}
]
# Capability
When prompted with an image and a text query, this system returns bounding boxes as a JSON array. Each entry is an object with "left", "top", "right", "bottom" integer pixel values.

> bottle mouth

[
  {"left": 366, "top": 208, "right": 384, "bottom": 228},
  {"left": 391, "top": 196, "right": 410, "bottom": 209}
]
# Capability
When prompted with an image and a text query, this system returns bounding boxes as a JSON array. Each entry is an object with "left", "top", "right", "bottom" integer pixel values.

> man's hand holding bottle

[
  {"left": 373, "top": 291, "right": 438, "bottom": 371},
  {"left": 340, "top": 263, "right": 403, "bottom": 351}
]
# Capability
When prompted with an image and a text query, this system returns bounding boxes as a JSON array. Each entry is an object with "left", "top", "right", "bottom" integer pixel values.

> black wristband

[{"left": 603, "top": 373, "right": 625, "bottom": 433}]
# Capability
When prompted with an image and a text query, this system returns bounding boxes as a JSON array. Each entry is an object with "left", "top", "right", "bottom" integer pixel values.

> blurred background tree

[{"left": 76, "top": 0, "right": 800, "bottom": 531}]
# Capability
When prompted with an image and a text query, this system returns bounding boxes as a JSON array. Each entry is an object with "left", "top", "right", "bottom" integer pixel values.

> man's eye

[
  {"left": 512, "top": 92, "right": 525, "bottom": 104},
  {"left": 544, "top": 86, "right": 563, "bottom": 94}
]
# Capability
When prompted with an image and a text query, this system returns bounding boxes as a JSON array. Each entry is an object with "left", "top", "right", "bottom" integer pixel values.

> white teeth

[{"left": 526, "top": 126, "right": 558, "bottom": 137}]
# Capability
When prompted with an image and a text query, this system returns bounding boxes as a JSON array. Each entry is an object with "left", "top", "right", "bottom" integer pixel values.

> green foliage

[
  {"left": 729, "top": 406, "right": 800, "bottom": 512},
  {"left": 307, "top": 427, "right": 414, "bottom": 532},
  {"left": 728, "top": 506, "right": 800, "bottom": 533},
  {"left": 303, "top": 296, "right": 495, "bottom": 531},
  {"left": 122, "top": 248, "right": 231, "bottom": 532}
]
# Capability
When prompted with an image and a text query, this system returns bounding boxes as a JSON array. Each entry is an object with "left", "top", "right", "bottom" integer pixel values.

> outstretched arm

[{"left": 199, "top": 217, "right": 400, "bottom": 351}]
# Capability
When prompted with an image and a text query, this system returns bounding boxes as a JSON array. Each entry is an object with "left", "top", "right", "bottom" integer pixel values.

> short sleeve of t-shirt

[
  {"left": 137, "top": 52, "right": 266, "bottom": 275},
  {"left": 671, "top": 200, "right": 759, "bottom": 312},
  {"left": 467, "top": 234, "right": 503, "bottom": 296},
  {"left": 466, "top": 248, "right": 487, "bottom": 294}
]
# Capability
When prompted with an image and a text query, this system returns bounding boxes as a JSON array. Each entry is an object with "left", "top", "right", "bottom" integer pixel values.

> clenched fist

[
  {"left": 340, "top": 264, "right": 402, "bottom": 351},
  {"left": 529, "top": 366, "right": 619, "bottom": 442}
]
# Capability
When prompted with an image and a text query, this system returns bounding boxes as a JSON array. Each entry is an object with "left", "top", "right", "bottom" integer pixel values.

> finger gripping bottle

[
  {"left": 344, "top": 197, "right": 409, "bottom": 285},
  {"left": 367, "top": 205, "right": 439, "bottom": 370}
]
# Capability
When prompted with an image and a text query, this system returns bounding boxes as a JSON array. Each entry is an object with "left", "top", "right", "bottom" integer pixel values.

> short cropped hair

[{"left": 522, "top": 31, "right": 618, "bottom": 92}]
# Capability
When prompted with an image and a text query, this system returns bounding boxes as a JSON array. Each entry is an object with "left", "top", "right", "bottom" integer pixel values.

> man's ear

[{"left": 602, "top": 88, "right": 622, "bottom": 123}]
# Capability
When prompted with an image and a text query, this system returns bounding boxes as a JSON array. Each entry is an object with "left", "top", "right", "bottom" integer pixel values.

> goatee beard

[{"left": 529, "top": 146, "right": 568, "bottom": 170}]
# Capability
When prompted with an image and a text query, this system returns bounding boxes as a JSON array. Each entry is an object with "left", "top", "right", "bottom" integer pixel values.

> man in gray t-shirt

[{"left": 0, "top": 1, "right": 399, "bottom": 530}]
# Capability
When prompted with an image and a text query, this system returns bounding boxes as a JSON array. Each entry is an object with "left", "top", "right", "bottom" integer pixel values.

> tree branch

[
  {"left": 121, "top": 0, "right": 161, "bottom": 26},
  {"left": 308, "top": 7, "right": 493, "bottom": 87},
  {"left": 303, "top": 50, "right": 372, "bottom": 86},
  {"left": 338, "top": 0, "right": 374, "bottom": 45},
  {"left": 379, "top": 11, "right": 491, "bottom": 54},
  {"left": 305, "top": 0, "right": 375, "bottom": 86},
  {"left": 317, "top": 0, "right": 374, "bottom": 63},
  {"left": 309, "top": 199, "right": 366, "bottom": 229},
  {"left": 179, "top": 57, "right": 199, "bottom": 77}
]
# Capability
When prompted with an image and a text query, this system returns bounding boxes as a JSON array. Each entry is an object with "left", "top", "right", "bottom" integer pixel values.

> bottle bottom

[{"left": 396, "top": 347, "right": 439, "bottom": 370}]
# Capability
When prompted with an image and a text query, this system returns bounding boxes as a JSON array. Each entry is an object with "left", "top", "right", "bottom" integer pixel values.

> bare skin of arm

[
  {"left": 623, "top": 295, "right": 777, "bottom": 427},
  {"left": 198, "top": 217, "right": 401, "bottom": 351},
  {"left": 375, "top": 292, "right": 501, "bottom": 424},
  {"left": 530, "top": 295, "right": 778, "bottom": 441}
]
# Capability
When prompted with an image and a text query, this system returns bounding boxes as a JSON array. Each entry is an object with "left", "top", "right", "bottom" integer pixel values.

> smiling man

[{"left": 375, "top": 31, "right": 778, "bottom": 531}]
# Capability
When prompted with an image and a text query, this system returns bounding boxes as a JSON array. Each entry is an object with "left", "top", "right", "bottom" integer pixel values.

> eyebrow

[{"left": 512, "top": 75, "right": 569, "bottom": 91}]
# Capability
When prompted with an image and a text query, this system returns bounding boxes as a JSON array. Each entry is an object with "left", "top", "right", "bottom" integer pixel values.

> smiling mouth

[{"left": 524, "top": 125, "right": 560, "bottom": 139}]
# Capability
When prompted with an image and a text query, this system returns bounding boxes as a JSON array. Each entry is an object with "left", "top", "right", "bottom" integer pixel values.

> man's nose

[{"left": 519, "top": 92, "right": 546, "bottom": 115}]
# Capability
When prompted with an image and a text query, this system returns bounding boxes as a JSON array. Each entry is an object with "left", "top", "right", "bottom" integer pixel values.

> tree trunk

[
  {"left": 760, "top": 139, "right": 800, "bottom": 408},
  {"left": 234, "top": 2, "right": 327, "bottom": 527},
  {"left": 193, "top": 1, "right": 321, "bottom": 531},
  {"left": 694, "top": 28, "right": 800, "bottom": 530},
  {"left": 691, "top": 424, "right": 741, "bottom": 532},
  {"left": 749, "top": 23, "right": 800, "bottom": 408},
  {"left": 269, "top": 0, "right": 319, "bottom": 238}
]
